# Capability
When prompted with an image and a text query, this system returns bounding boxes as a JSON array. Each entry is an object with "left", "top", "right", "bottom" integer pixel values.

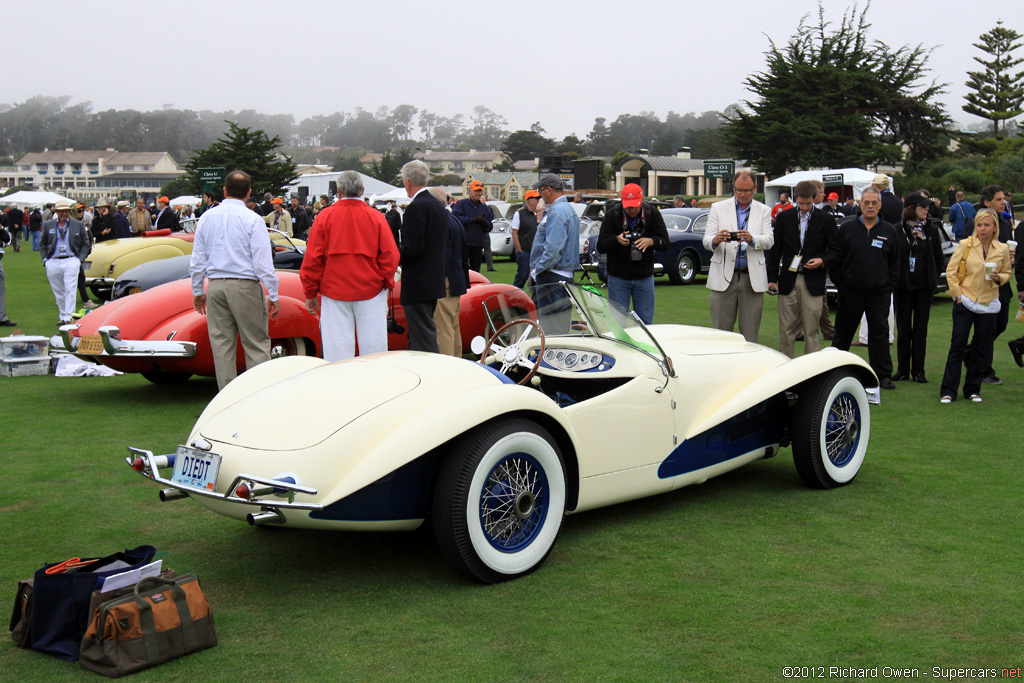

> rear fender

[
  {"left": 315, "top": 382, "right": 575, "bottom": 507},
  {"left": 269, "top": 296, "right": 321, "bottom": 354}
]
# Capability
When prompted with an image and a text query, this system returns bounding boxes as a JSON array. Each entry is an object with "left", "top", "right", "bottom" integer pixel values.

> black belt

[
  {"left": 734, "top": 267, "right": 748, "bottom": 273},
  {"left": 53, "top": 255, "right": 73, "bottom": 259}
]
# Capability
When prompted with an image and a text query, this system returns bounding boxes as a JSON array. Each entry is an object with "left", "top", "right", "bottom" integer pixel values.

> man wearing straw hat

[{"left": 40, "top": 198, "right": 91, "bottom": 325}]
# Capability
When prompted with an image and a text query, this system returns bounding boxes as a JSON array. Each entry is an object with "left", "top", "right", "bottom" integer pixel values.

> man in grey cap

[{"left": 530, "top": 173, "right": 580, "bottom": 331}]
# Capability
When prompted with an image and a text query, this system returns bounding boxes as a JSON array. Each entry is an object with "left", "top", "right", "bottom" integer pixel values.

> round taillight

[
  {"left": 132, "top": 458, "right": 145, "bottom": 472},
  {"left": 235, "top": 483, "right": 251, "bottom": 499}
]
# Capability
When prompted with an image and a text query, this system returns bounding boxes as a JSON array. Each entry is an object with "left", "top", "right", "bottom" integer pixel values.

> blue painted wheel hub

[
  {"left": 479, "top": 453, "right": 549, "bottom": 552},
  {"left": 825, "top": 392, "right": 860, "bottom": 467}
]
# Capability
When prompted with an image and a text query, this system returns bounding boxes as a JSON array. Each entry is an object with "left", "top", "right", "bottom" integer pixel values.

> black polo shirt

[{"left": 832, "top": 216, "right": 900, "bottom": 293}]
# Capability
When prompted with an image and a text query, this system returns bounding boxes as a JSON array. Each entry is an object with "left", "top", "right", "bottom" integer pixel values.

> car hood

[{"left": 199, "top": 361, "right": 421, "bottom": 451}]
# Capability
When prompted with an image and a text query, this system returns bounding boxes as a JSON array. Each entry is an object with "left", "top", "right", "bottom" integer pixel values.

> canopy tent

[
  {"left": 287, "top": 171, "right": 398, "bottom": 201},
  {"left": 763, "top": 169, "right": 893, "bottom": 206},
  {"left": 169, "top": 195, "right": 201, "bottom": 207},
  {"left": 1, "top": 190, "right": 70, "bottom": 208},
  {"left": 368, "top": 187, "right": 414, "bottom": 207}
]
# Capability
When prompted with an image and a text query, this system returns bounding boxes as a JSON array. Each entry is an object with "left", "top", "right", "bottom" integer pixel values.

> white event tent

[
  {"left": 1, "top": 190, "right": 70, "bottom": 208},
  {"left": 764, "top": 169, "right": 893, "bottom": 206}
]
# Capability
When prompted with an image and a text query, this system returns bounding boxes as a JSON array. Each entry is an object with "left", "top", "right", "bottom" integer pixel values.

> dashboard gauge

[{"left": 564, "top": 353, "right": 578, "bottom": 368}]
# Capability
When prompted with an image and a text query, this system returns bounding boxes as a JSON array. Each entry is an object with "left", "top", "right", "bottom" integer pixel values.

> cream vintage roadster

[{"left": 127, "top": 283, "right": 877, "bottom": 583}]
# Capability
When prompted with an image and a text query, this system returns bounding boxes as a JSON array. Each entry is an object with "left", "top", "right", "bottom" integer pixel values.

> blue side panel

[
  {"left": 309, "top": 452, "right": 440, "bottom": 522},
  {"left": 658, "top": 395, "right": 787, "bottom": 479}
]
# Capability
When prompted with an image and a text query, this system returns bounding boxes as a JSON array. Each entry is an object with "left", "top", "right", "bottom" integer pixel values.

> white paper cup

[
  {"left": 985, "top": 262, "right": 997, "bottom": 276},
  {"left": 1008, "top": 240, "right": 1018, "bottom": 251}
]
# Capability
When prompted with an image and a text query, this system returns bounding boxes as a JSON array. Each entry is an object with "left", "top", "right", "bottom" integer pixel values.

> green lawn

[{"left": 1, "top": 247, "right": 1022, "bottom": 681}]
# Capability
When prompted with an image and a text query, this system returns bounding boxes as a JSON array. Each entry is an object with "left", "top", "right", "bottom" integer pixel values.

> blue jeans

[
  {"left": 607, "top": 275, "right": 655, "bottom": 324},
  {"left": 513, "top": 250, "right": 531, "bottom": 289},
  {"left": 532, "top": 270, "right": 573, "bottom": 334},
  {"left": 31, "top": 230, "right": 41, "bottom": 251}
]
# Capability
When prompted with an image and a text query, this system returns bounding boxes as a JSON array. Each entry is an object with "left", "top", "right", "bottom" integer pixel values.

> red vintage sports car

[{"left": 52, "top": 271, "right": 534, "bottom": 384}]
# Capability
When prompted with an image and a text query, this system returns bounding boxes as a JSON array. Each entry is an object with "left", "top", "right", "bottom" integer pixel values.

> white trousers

[
  {"left": 857, "top": 295, "right": 895, "bottom": 344},
  {"left": 45, "top": 257, "right": 80, "bottom": 322},
  {"left": 320, "top": 289, "right": 388, "bottom": 362}
]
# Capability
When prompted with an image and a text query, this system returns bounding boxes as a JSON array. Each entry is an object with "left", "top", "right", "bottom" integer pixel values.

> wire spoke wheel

[
  {"left": 433, "top": 419, "right": 566, "bottom": 583},
  {"left": 792, "top": 370, "right": 870, "bottom": 489}
]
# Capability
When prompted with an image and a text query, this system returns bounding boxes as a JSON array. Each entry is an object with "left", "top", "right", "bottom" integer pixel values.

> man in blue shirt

[
  {"left": 530, "top": 174, "right": 580, "bottom": 332},
  {"left": 949, "top": 191, "right": 976, "bottom": 241}
]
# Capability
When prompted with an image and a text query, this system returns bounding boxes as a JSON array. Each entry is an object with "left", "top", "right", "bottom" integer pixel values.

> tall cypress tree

[
  {"left": 722, "top": 4, "right": 948, "bottom": 178},
  {"left": 184, "top": 121, "right": 298, "bottom": 197},
  {"left": 963, "top": 21, "right": 1024, "bottom": 136}
]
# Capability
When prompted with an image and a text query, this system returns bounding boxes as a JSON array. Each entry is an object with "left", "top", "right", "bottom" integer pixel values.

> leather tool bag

[
  {"left": 79, "top": 574, "right": 216, "bottom": 678},
  {"left": 8, "top": 579, "right": 34, "bottom": 648}
]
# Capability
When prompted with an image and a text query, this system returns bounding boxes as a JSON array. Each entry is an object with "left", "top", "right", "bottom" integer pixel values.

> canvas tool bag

[
  {"left": 30, "top": 545, "right": 157, "bottom": 661},
  {"left": 79, "top": 574, "right": 216, "bottom": 678}
]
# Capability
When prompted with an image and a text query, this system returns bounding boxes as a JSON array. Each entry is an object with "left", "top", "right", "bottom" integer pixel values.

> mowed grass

[{"left": 1, "top": 247, "right": 1022, "bottom": 681}]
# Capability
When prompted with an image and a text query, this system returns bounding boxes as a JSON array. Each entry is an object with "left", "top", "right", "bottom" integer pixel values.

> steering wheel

[{"left": 480, "top": 319, "right": 546, "bottom": 385}]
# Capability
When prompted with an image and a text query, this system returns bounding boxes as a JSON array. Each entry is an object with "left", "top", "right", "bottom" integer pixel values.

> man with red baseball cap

[
  {"left": 511, "top": 189, "right": 541, "bottom": 288},
  {"left": 596, "top": 183, "right": 669, "bottom": 324},
  {"left": 153, "top": 195, "right": 180, "bottom": 232},
  {"left": 451, "top": 179, "right": 492, "bottom": 286}
]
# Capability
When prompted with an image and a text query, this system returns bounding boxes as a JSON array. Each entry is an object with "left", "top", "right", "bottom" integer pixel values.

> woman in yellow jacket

[{"left": 940, "top": 208, "right": 1012, "bottom": 403}]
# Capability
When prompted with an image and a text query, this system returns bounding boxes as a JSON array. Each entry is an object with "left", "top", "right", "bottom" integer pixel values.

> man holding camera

[
  {"left": 703, "top": 169, "right": 774, "bottom": 343},
  {"left": 596, "top": 183, "right": 669, "bottom": 324}
]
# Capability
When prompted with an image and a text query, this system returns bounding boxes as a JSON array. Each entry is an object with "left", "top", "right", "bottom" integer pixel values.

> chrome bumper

[
  {"left": 55, "top": 324, "right": 197, "bottom": 358},
  {"left": 126, "top": 447, "right": 324, "bottom": 523},
  {"left": 85, "top": 277, "right": 115, "bottom": 286}
]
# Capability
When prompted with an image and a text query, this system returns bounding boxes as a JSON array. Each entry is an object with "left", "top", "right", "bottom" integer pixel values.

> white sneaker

[
  {"left": 939, "top": 396, "right": 952, "bottom": 404},
  {"left": 970, "top": 394, "right": 983, "bottom": 403},
  {"left": 83, "top": 301, "right": 99, "bottom": 309}
]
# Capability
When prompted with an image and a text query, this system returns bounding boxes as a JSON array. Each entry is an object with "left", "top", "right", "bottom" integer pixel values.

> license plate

[
  {"left": 171, "top": 445, "right": 222, "bottom": 491},
  {"left": 78, "top": 335, "right": 104, "bottom": 355},
  {"left": 129, "top": 287, "right": 141, "bottom": 295}
]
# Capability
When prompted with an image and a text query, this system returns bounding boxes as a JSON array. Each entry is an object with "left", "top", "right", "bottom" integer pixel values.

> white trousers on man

[
  {"left": 320, "top": 289, "right": 388, "bottom": 362},
  {"left": 45, "top": 257, "right": 80, "bottom": 322}
]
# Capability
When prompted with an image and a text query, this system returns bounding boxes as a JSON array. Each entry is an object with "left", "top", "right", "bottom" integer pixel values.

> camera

[
  {"left": 625, "top": 228, "right": 643, "bottom": 261},
  {"left": 729, "top": 231, "right": 740, "bottom": 242}
]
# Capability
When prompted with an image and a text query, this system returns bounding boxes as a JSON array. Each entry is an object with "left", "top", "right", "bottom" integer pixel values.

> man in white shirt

[{"left": 189, "top": 170, "right": 280, "bottom": 390}]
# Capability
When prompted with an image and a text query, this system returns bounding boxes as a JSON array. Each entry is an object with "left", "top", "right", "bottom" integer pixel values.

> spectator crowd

[{"left": 1, "top": 168, "right": 1021, "bottom": 404}]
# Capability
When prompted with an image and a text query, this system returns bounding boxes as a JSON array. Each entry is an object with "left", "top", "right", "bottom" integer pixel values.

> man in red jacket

[{"left": 300, "top": 171, "right": 400, "bottom": 362}]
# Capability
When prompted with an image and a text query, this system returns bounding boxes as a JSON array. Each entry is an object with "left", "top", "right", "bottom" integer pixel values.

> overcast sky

[{"left": 9, "top": 0, "right": 1024, "bottom": 140}]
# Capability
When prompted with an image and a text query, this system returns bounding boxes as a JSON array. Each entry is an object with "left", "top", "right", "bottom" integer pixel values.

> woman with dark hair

[
  {"left": 90, "top": 199, "right": 116, "bottom": 242},
  {"left": 940, "top": 208, "right": 1011, "bottom": 403},
  {"left": 893, "top": 193, "right": 944, "bottom": 382}
]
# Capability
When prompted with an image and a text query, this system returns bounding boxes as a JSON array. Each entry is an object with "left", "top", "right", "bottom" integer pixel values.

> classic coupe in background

[{"left": 124, "top": 283, "right": 877, "bottom": 583}]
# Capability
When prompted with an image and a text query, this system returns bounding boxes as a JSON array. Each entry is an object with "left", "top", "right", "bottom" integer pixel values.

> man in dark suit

[
  {"left": 40, "top": 198, "right": 91, "bottom": 325},
  {"left": 385, "top": 201, "right": 402, "bottom": 248},
  {"left": 872, "top": 174, "right": 903, "bottom": 226},
  {"left": 153, "top": 196, "right": 181, "bottom": 231},
  {"left": 767, "top": 180, "right": 840, "bottom": 357},
  {"left": 398, "top": 160, "right": 448, "bottom": 352}
]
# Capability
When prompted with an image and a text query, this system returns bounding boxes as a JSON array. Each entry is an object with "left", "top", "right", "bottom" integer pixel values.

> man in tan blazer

[{"left": 702, "top": 169, "right": 774, "bottom": 343}]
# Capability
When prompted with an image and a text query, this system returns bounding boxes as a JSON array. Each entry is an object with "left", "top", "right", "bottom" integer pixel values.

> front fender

[{"left": 683, "top": 349, "right": 876, "bottom": 440}]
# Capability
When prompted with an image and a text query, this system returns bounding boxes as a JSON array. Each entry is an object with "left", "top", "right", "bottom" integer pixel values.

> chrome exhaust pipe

[
  {"left": 247, "top": 509, "right": 285, "bottom": 526},
  {"left": 159, "top": 488, "right": 190, "bottom": 502}
]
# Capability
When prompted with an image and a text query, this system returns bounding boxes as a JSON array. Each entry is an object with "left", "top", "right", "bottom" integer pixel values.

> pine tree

[
  {"left": 963, "top": 20, "right": 1024, "bottom": 136},
  {"left": 184, "top": 122, "right": 298, "bottom": 197}
]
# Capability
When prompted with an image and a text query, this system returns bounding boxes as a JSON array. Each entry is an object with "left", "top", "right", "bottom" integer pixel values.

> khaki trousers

[
  {"left": 206, "top": 278, "right": 270, "bottom": 390},
  {"left": 778, "top": 274, "right": 821, "bottom": 358},
  {"left": 710, "top": 271, "right": 763, "bottom": 343},
  {"left": 433, "top": 280, "right": 462, "bottom": 357}
]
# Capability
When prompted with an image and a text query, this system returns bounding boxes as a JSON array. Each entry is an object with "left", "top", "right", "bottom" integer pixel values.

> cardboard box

[{"left": 1, "top": 359, "right": 51, "bottom": 377}]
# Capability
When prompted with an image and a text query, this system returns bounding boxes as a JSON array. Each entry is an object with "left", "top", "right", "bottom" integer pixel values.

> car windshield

[{"left": 481, "top": 283, "right": 667, "bottom": 364}]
